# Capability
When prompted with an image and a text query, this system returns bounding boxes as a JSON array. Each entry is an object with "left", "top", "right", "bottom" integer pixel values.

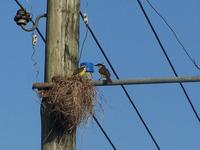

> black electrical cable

[
  {"left": 136, "top": 0, "right": 200, "bottom": 123},
  {"left": 145, "top": 0, "right": 200, "bottom": 71},
  {"left": 14, "top": 1, "right": 116, "bottom": 149},
  {"left": 92, "top": 115, "right": 117, "bottom": 150},
  {"left": 14, "top": 0, "right": 24, "bottom": 10},
  {"left": 80, "top": 11, "right": 160, "bottom": 150}
]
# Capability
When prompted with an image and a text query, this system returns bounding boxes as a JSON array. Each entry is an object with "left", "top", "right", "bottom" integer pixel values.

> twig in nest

[{"left": 41, "top": 75, "right": 97, "bottom": 132}]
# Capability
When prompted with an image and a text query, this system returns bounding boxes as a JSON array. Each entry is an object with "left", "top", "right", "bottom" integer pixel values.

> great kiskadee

[
  {"left": 73, "top": 65, "right": 87, "bottom": 77},
  {"left": 95, "top": 63, "right": 112, "bottom": 82}
]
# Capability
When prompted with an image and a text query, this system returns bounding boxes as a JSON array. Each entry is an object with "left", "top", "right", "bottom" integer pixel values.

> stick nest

[{"left": 41, "top": 75, "right": 96, "bottom": 132}]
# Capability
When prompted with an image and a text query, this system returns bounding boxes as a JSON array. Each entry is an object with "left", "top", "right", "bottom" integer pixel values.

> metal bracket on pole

[{"left": 21, "top": 13, "right": 47, "bottom": 32}]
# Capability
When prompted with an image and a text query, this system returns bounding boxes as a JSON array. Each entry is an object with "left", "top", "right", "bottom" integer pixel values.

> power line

[
  {"left": 80, "top": 11, "right": 160, "bottom": 150},
  {"left": 14, "top": 0, "right": 24, "bottom": 10},
  {"left": 145, "top": 0, "right": 200, "bottom": 71},
  {"left": 92, "top": 115, "right": 117, "bottom": 150},
  {"left": 31, "top": 42, "right": 39, "bottom": 82},
  {"left": 13, "top": 1, "right": 116, "bottom": 149},
  {"left": 136, "top": 0, "right": 200, "bottom": 123}
]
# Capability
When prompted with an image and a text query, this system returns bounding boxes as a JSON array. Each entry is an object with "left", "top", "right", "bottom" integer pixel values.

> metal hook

[{"left": 21, "top": 13, "right": 47, "bottom": 32}]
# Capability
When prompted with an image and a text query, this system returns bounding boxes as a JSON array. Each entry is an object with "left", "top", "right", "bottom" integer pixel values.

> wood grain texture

[{"left": 42, "top": 0, "right": 79, "bottom": 150}]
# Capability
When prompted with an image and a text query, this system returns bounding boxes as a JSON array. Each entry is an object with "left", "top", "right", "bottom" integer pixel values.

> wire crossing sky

[
  {"left": 80, "top": 11, "right": 160, "bottom": 150},
  {"left": 145, "top": 0, "right": 200, "bottom": 71},
  {"left": 136, "top": 0, "right": 200, "bottom": 123}
]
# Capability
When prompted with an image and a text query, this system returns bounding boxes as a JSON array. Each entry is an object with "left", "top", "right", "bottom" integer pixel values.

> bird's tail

[{"left": 106, "top": 77, "right": 112, "bottom": 83}]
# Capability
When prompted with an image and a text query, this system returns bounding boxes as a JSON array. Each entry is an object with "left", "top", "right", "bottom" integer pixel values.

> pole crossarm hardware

[
  {"left": 21, "top": 13, "right": 47, "bottom": 32},
  {"left": 32, "top": 75, "right": 200, "bottom": 90},
  {"left": 95, "top": 75, "right": 200, "bottom": 86},
  {"left": 14, "top": 3, "right": 47, "bottom": 32},
  {"left": 14, "top": 0, "right": 46, "bottom": 42}
]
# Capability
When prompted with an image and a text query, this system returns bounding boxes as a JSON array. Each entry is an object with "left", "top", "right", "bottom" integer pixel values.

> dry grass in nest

[{"left": 41, "top": 75, "right": 97, "bottom": 132}]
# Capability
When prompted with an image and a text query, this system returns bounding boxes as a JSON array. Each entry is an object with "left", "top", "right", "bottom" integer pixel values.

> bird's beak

[
  {"left": 94, "top": 64, "right": 98, "bottom": 66},
  {"left": 80, "top": 65, "right": 86, "bottom": 68}
]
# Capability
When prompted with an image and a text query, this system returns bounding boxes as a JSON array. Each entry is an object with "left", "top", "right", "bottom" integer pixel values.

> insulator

[
  {"left": 32, "top": 34, "right": 38, "bottom": 46},
  {"left": 14, "top": 9, "right": 32, "bottom": 26},
  {"left": 83, "top": 13, "right": 88, "bottom": 24}
]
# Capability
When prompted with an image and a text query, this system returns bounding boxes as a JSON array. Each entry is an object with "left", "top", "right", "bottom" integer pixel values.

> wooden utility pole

[{"left": 41, "top": 0, "right": 79, "bottom": 150}]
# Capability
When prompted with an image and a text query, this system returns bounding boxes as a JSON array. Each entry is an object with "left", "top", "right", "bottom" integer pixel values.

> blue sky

[{"left": 0, "top": 0, "right": 200, "bottom": 150}]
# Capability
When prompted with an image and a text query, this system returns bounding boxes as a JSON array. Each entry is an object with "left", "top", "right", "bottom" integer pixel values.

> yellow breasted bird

[
  {"left": 73, "top": 65, "right": 87, "bottom": 77},
  {"left": 95, "top": 63, "right": 112, "bottom": 82}
]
